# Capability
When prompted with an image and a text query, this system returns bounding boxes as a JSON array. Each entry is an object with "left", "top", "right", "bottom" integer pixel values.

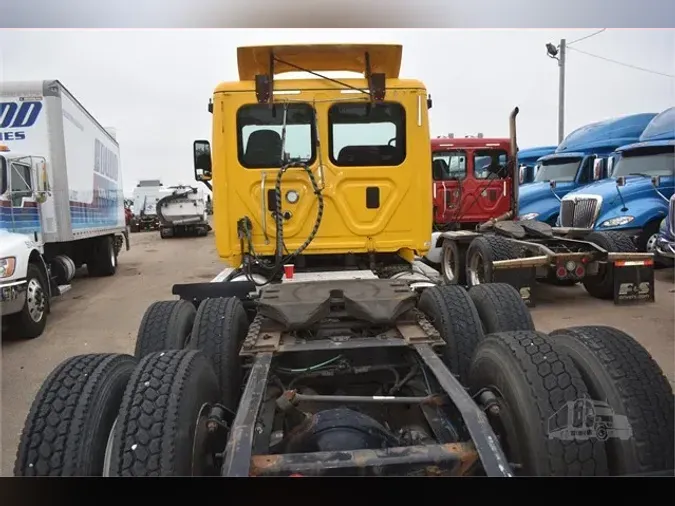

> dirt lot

[{"left": 2, "top": 231, "right": 674, "bottom": 475}]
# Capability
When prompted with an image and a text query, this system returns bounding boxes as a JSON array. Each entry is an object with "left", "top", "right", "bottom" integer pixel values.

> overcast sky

[{"left": 0, "top": 29, "right": 673, "bottom": 195}]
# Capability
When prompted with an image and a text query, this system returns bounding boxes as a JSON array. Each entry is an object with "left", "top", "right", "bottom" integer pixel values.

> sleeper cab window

[
  {"left": 474, "top": 149, "right": 509, "bottom": 179},
  {"left": 432, "top": 150, "right": 467, "bottom": 181},
  {"left": 237, "top": 102, "right": 317, "bottom": 169},
  {"left": 328, "top": 102, "right": 406, "bottom": 167}
]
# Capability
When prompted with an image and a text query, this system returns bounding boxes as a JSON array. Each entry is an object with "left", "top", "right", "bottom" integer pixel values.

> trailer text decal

[
  {"left": 0, "top": 101, "right": 43, "bottom": 141},
  {"left": 94, "top": 138, "right": 119, "bottom": 182}
]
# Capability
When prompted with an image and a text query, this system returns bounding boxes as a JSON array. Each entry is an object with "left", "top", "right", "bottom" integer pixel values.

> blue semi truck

[
  {"left": 517, "top": 112, "right": 658, "bottom": 225},
  {"left": 517, "top": 145, "right": 557, "bottom": 184},
  {"left": 559, "top": 107, "right": 675, "bottom": 255}
]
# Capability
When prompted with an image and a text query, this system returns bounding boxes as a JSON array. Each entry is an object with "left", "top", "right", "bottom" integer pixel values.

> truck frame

[{"left": 13, "top": 44, "right": 674, "bottom": 478}]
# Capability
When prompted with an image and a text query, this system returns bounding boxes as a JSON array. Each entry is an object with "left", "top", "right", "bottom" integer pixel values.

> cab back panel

[{"left": 212, "top": 83, "right": 432, "bottom": 267}]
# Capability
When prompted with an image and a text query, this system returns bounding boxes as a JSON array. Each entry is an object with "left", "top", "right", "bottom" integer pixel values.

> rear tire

[
  {"left": 418, "top": 285, "right": 484, "bottom": 384},
  {"left": 14, "top": 353, "right": 136, "bottom": 476},
  {"left": 549, "top": 326, "right": 674, "bottom": 475},
  {"left": 468, "top": 283, "right": 535, "bottom": 334},
  {"left": 87, "top": 236, "right": 117, "bottom": 277},
  {"left": 108, "top": 350, "right": 220, "bottom": 476},
  {"left": 582, "top": 231, "right": 636, "bottom": 300},
  {"left": 465, "top": 235, "right": 520, "bottom": 287},
  {"left": 188, "top": 297, "right": 248, "bottom": 408},
  {"left": 469, "top": 331, "right": 608, "bottom": 476},
  {"left": 134, "top": 300, "right": 197, "bottom": 358}
]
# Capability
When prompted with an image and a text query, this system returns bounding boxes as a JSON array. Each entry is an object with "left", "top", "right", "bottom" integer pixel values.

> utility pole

[
  {"left": 546, "top": 39, "right": 567, "bottom": 144},
  {"left": 557, "top": 39, "right": 566, "bottom": 144}
]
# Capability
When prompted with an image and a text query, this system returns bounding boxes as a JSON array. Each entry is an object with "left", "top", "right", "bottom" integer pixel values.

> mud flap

[
  {"left": 492, "top": 266, "right": 537, "bottom": 307},
  {"left": 612, "top": 260, "right": 655, "bottom": 305}
]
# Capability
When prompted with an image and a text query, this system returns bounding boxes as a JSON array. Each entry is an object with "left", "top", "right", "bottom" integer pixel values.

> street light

[{"left": 546, "top": 39, "right": 567, "bottom": 144}]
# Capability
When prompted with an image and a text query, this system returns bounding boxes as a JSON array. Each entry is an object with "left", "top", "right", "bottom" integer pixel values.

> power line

[
  {"left": 567, "top": 28, "right": 606, "bottom": 46},
  {"left": 567, "top": 46, "right": 674, "bottom": 78}
]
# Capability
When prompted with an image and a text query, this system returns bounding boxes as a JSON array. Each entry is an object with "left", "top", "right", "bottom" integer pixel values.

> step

[{"left": 57, "top": 284, "right": 72, "bottom": 296}]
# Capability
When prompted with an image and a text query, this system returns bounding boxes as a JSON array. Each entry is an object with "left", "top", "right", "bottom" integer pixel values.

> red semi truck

[{"left": 431, "top": 134, "right": 514, "bottom": 232}]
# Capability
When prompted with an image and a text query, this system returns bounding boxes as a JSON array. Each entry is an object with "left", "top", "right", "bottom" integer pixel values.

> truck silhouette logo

[{"left": 547, "top": 397, "right": 633, "bottom": 441}]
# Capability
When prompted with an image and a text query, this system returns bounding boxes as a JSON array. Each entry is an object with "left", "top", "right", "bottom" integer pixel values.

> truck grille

[
  {"left": 560, "top": 198, "right": 600, "bottom": 228},
  {"left": 669, "top": 196, "right": 675, "bottom": 234}
]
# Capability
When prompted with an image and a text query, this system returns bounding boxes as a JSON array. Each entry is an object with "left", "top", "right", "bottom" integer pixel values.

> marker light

[{"left": 286, "top": 190, "right": 299, "bottom": 204}]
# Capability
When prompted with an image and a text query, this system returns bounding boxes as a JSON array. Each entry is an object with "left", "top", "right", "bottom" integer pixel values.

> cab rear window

[
  {"left": 236, "top": 103, "right": 317, "bottom": 168},
  {"left": 328, "top": 102, "right": 406, "bottom": 167}
]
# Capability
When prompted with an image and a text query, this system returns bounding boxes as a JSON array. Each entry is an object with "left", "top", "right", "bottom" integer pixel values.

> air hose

[{"left": 238, "top": 161, "right": 324, "bottom": 286}]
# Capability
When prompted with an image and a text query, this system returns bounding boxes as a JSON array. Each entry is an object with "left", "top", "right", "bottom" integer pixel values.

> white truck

[
  {"left": 0, "top": 80, "right": 129, "bottom": 339},
  {"left": 156, "top": 184, "right": 211, "bottom": 238},
  {"left": 129, "top": 179, "right": 164, "bottom": 232}
]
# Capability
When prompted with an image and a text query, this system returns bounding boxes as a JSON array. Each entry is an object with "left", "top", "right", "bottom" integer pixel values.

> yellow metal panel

[
  {"left": 236, "top": 44, "right": 402, "bottom": 81},
  {"left": 211, "top": 83, "right": 432, "bottom": 268}
]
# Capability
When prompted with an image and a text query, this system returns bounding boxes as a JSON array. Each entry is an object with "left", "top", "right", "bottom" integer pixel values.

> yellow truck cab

[{"left": 193, "top": 44, "right": 433, "bottom": 278}]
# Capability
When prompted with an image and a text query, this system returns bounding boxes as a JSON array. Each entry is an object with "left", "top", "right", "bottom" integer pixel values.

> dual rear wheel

[{"left": 14, "top": 287, "right": 674, "bottom": 476}]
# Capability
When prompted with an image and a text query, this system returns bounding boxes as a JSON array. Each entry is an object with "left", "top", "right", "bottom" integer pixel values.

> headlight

[
  {"left": 600, "top": 216, "right": 634, "bottom": 227},
  {"left": 519, "top": 213, "right": 539, "bottom": 221},
  {"left": 659, "top": 218, "right": 667, "bottom": 232},
  {"left": 0, "top": 257, "right": 16, "bottom": 278}
]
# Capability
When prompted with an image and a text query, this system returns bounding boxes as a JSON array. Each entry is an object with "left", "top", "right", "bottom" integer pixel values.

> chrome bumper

[
  {"left": 655, "top": 236, "right": 675, "bottom": 260},
  {"left": 0, "top": 279, "right": 27, "bottom": 316}
]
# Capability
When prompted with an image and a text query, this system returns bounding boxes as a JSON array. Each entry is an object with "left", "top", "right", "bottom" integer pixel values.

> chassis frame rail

[{"left": 220, "top": 342, "right": 513, "bottom": 477}]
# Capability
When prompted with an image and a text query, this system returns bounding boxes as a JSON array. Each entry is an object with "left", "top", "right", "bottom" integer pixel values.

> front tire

[
  {"left": 440, "top": 239, "right": 466, "bottom": 285},
  {"left": 7, "top": 263, "right": 48, "bottom": 339}
]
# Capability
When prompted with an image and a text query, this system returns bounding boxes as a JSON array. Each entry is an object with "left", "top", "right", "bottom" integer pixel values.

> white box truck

[{"left": 0, "top": 80, "right": 130, "bottom": 339}]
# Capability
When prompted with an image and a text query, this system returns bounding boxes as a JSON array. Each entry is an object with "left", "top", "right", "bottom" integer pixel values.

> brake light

[{"left": 615, "top": 259, "right": 654, "bottom": 267}]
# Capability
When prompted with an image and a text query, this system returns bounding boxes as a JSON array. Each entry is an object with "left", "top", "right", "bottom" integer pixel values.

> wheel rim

[
  {"left": 480, "top": 388, "right": 525, "bottom": 475},
  {"left": 645, "top": 233, "right": 658, "bottom": 253},
  {"left": 468, "top": 252, "right": 486, "bottom": 285},
  {"left": 26, "top": 278, "right": 45, "bottom": 323},
  {"left": 102, "top": 417, "right": 118, "bottom": 477},
  {"left": 442, "top": 245, "right": 456, "bottom": 282},
  {"left": 191, "top": 403, "right": 221, "bottom": 476}
]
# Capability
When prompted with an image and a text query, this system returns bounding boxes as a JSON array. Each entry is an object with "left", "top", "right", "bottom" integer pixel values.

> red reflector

[
  {"left": 556, "top": 267, "right": 567, "bottom": 278},
  {"left": 289, "top": 473, "right": 304, "bottom": 477},
  {"left": 575, "top": 265, "right": 585, "bottom": 277}
]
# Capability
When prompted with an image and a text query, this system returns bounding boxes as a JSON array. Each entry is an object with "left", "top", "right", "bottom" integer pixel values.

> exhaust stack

[{"left": 509, "top": 107, "right": 520, "bottom": 218}]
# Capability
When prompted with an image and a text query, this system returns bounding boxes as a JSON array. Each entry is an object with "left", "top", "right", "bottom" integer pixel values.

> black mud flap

[
  {"left": 612, "top": 262, "right": 655, "bottom": 305},
  {"left": 172, "top": 281, "right": 256, "bottom": 306},
  {"left": 492, "top": 266, "right": 537, "bottom": 307}
]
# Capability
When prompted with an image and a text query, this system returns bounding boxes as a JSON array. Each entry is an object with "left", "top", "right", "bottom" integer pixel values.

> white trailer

[{"left": 0, "top": 80, "right": 129, "bottom": 339}]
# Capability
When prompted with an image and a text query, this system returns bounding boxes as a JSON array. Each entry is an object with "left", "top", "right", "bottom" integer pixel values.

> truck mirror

[
  {"left": 193, "top": 140, "right": 212, "bottom": 182},
  {"left": 592, "top": 158, "right": 603, "bottom": 180},
  {"left": 549, "top": 180, "right": 557, "bottom": 189},
  {"left": 427, "top": 95, "right": 433, "bottom": 109},
  {"left": 616, "top": 176, "right": 626, "bottom": 187},
  {"left": 518, "top": 165, "right": 526, "bottom": 184},
  {"left": 651, "top": 175, "right": 661, "bottom": 188}
]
